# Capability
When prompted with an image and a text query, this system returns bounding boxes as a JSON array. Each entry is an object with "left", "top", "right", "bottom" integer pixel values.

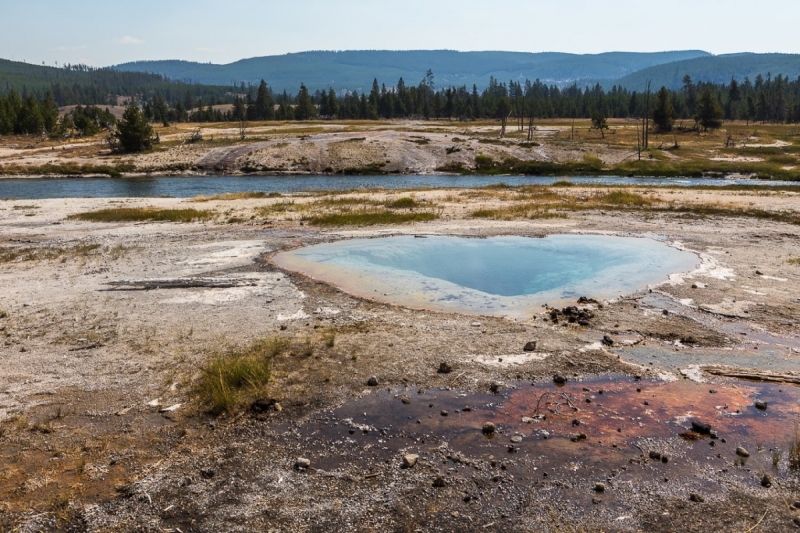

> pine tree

[
  {"left": 295, "top": 84, "right": 316, "bottom": 121},
  {"left": 695, "top": 87, "right": 724, "bottom": 131},
  {"left": 651, "top": 86, "right": 675, "bottom": 132},
  {"left": 114, "top": 105, "right": 154, "bottom": 152}
]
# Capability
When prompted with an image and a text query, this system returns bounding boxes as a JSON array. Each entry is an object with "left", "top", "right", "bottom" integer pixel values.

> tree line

[{"left": 141, "top": 70, "right": 800, "bottom": 129}]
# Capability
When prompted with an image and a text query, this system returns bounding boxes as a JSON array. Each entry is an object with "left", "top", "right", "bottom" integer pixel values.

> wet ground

[{"left": 286, "top": 375, "right": 800, "bottom": 523}]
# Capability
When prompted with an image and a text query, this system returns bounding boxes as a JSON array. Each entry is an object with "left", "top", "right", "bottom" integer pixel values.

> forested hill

[
  {"left": 616, "top": 53, "right": 800, "bottom": 91},
  {"left": 114, "top": 50, "right": 711, "bottom": 93},
  {"left": 0, "top": 58, "right": 233, "bottom": 106}
]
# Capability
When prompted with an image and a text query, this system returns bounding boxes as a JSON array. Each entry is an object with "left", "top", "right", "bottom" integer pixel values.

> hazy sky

[{"left": 3, "top": 0, "right": 800, "bottom": 66}]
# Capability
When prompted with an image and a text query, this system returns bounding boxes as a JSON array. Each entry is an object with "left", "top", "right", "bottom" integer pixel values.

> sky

[{"left": 3, "top": 0, "right": 800, "bottom": 67}]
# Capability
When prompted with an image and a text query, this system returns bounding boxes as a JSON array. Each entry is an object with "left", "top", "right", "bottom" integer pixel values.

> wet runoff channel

[
  {"left": 1, "top": 174, "right": 798, "bottom": 199},
  {"left": 284, "top": 375, "right": 800, "bottom": 514}
]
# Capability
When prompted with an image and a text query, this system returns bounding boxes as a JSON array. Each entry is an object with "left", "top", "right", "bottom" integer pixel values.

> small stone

[
  {"left": 510, "top": 435, "right": 523, "bottom": 443},
  {"left": 755, "top": 400, "right": 768, "bottom": 411},
  {"left": 367, "top": 376, "right": 379, "bottom": 386},
  {"left": 440, "top": 410, "right": 448, "bottom": 416},
  {"left": 523, "top": 341, "right": 537, "bottom": 352},
  {"left": 756, "top": 270, "right": 764, "bottom": 276},
  {"left": 19, "top": 346, "right": 27, "bottom": 352},
  {"left": 251, "top": 398, "right": 281, "bottom": 414},
  {"left": 592, "top": 497, "right": 602, "bottom": 504},
  {"left": 553, "top": 375, "right": 567, "bottom": 385},
  {"left": 279, "top": 324, "right": 288, "bottom": 331},
  {"left": 761, "top": 474, "right": 773, "bottom": 488},
  {"left": 400, "top": 395, "right": 411, "bottom": 404},
  {"left": 570, "top": 433, "right": 587, "bottom": 442},
  {"left": 793, "top": 517, "right": 800, "bottom": 528},
  {"left": 661, "top": 455, "right": 669, "bottom": 464},
  {"left": 489, "top": 382, "right": 501, "bottom": 393},
  {"left": 792, "top": 501, "right": 800, "bottom": 509},
  {"left": 736, "top": 446, "right": 750, "bottom": 458},
  {"left": 691, "top": 420, "right": 712, "bottom": 435},
  {"left": 594, "top": 482, "right": 605, "bottom": 492},
  {"left": 649, "top": 451, "right": 662, "bottom": 461},
  {"left": 432, "top": 477, "right": 446, "bottom": 488},
  {"left": 662, "top": 309, "right": 669, "bottom": 316},
  {"left": 402, "top": 454, "right": 419, "bottom": 469},
  {"left": 294, "top": 457, "right": 311, "bottom": 470},
  {"left": 689, "top": 492, "right": 705, "bottom": 503},
  {"left": 437, "top": 362, "right": 453, "bottom": 374},
  {"left": 482, "top": 422, "right": 496, "bottom": 435},
  {"left": 601, "top": 335, "right": 614, "bottom": 347},
  {"left": 691, "top": 283, "right": 698, "bottom": 289}
]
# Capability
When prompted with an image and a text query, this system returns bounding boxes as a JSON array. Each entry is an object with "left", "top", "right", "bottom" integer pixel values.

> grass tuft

[
  {"left": 194, "top": 336, "right": 288, "bottom": 415},
  {"left": 385, "top": 197, "right": 419, "bottom": 209},
  {"left": 308, "top": 209, "right": 437, "bottom": 226},
  {"left": 596, "top": 191, "right": 653, "bottom": 206},
  {"left": 68, "top": 207, "right": 215, "bottom": 223},
  {"left": 192, "top": 191, "right": 282, "bottom": 202}
]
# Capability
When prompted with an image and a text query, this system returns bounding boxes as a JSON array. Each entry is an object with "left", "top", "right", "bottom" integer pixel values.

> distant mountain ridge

[{"left": 114, "top": 50, "right": 712, "bottom": 93}]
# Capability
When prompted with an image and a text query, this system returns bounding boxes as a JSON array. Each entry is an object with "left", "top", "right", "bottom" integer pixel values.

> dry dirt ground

[{"left": 1, "top": 187, "right": 800, "bottom": 532}]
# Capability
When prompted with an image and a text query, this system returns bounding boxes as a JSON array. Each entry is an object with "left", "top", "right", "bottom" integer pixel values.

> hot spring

[{"left": 272, "top": 234, "right": 699, "bottom": 318}]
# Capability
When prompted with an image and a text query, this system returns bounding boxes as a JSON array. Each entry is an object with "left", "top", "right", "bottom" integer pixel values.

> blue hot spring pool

[{"left": 272, "top": 234, "right": 700, "bottom": 318}]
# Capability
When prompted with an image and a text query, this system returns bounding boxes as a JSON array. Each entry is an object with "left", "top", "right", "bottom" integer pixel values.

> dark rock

[
  {"left": 250, "top": 398, "right": 281, "bottom": 414},
  {"left": 440, "top": 410, "right": 448, "bottom": 416},
  {"left": 691, "top": 420, "right": 712, "bottom": 435},
  {"left": 578, "top": 296, "right": 599, "bottom": 304},
  {"left": 432, "top": 477, "right": 446, "bottom": 488},
  {"left": 662, "top": 309, "right": 670, "bottom": 316},
  {"left": 793, "top": 517, "right": 800, "bottom": 528},
  {"left": 756, "top": 270, "right": 764, "bottom": 276},
  {"left": 523, "top": 341, "right": 537, "bottom": 352},
  {"left": 570, "top": 433, "right": 587, "bottom": 442},
  {"left": 482, "top": 422, "right": 496, "bottom": 435},
  {"left": 200, "top": 468, "right": 215, "bottom": 479},
  {"left": 279, "top": 324, "right": 288, "bottom": 331},
  {"left": 689, "top": 492, "right": 705, "bottom": 503},
  {"left": 294, "top": 457, "right": 311, "bottom": 470},
  {"left": 649, "top": 451, "right": 662, "bottom": 461},
  {"left": 437, "top": 362, "right": 453, "bottom": 374},
  {"left": 400, "top": 395, "right": 411, "bottom": 404},
  {"left": 553, "top": 375, "right": 567, "bottom": 385},
  {"left": 661, "top": 455, "right": 669, "bottom": 464},
  {"left": 367, "top": 376, "right": 379, "bottom": 386},
  {"left": 601, "top": 335, "right": 615, "bottom": 347},
  {"left": 594, "top": 482, "right": 605, "bottom": 492},
  {"left": 755, "top": 400, "right": 768, "bottom": 411},
  {"left": 736, "top": 446, "right": 750, "bottom": 458},
  {"left": 761, "top": 474, "right": 773, "bottom": 488},
  {"left": 489, "top": 382, "right": 501, "bottom": 393},
  {"left": 793, "top": 501, "right": 800, "bottom": 509}
]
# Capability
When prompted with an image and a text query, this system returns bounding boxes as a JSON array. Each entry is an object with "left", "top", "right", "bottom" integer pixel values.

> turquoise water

[{"left": 273, "top": 235, "right": 700, "bottom": 318}]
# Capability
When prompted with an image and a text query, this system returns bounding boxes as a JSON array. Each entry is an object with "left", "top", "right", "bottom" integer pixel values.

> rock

[
  {"left": 602, "top": 335, "right": 615, "bottom": 347},
  {"left": 594, "top": 482, "right": 605, "bottom": 492},
  {"left": 489, "top": 382, "right": 501, "bottom": 393},
  {"left": 294, "top": 458, "right": 311, "bottom": 470},
  {"left": 592, "top": 497, "right": 602, "bottom": 504},
  {"left": 793, "top": 501, "right": 800, "bottom": 509},
  {"left": 400, "top": 395, "right": 411, "bottom": 404},
  {"left": 649, "top": 451, "right": 662, "bottom": 461},
  {"left": 471, "top": 322, "right": 481, "bottom": 327},
  {"left": 661, "top": 455, "right": 670, "bottom": 464},
  {"left": 279, "top": 324, "right": 288, "bottom": 331},
  {"left": 756, "top": 270, "right": 764, "bottom": 276},
  {"left": 19, "top": 346, "right": 27, "bottom": 353},
  {"left": 736, "top": 446, "right": 750, "bottom": 458},
  {"left": 251, "top": 398, "right": 281, "bottom": 414},
  {"left": 159, "top": 403, "right": 181, "bottom": 413},
  {"left": 793, "top": 517, "right": 800, "bottom": 528},
  {"left": 510, "top": 435, "right": 523, "bottom": 443},
  {"left": 691, "top": 420, "right": 712, "bottom": 435},
  {"left": 437, "top": 362, "right": 453, "bottom": 374},
  {"left": 578, "top": 296, "right": 598, "bottom": 304},
  {"left": 570, "top": 433, "right": 587, "bottom": 442},
  {"left": 367, "top": 376, "right": 379, "bottom": 387},
  {"left": 200, "top": 468, "right": 215, "bottom": 479},
  {"left": 689, "top": 492, "right": 705, "bottom": 503},
  {"left": 432, "top": 477, "right": 446, "bottom": 488},
  {"left": 482, "top": 422, "right": 496, "bottom": 435},
  {"left": 440, "top": 410, "right": 448, "bottom": 416},
  {"left": 761, "top": 474, "right": 773, "bottom": 488},
  {"left": 755, "top": 400, "right": 768, "bottom": 411},
  {"left": 523, "top": 341, "right": 537, "bottom": 352},
  {"left": 553, "top": 375, "right": 567, "bottom": 385},
  {"left": 691, "top": 283, "right": 698, "bottom": 289},
  {"left": 402, "top": 454, "right": 419, "bottom": 469}
]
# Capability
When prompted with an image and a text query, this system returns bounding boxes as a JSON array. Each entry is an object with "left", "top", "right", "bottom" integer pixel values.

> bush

[{"left": 113, "top": 106, "right": 154, "bottom": 152}]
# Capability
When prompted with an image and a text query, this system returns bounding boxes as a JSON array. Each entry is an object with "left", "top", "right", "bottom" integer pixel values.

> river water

[{"left": 1, "top": 174, "right": 796, "bottom": 199}]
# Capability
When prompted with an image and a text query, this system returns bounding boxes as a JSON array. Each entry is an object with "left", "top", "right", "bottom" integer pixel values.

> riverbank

[
  {"left": 1, "top": 119, "right": 800, "bottom": 181},
  {"left": 1, "top": 185, "right": 800, "bottom": 531}
]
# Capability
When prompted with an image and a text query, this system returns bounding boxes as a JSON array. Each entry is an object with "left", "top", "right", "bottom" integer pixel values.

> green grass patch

[
  {"left": 307, "top": 209, "right": 438, "bottom": 226},
  {"left": 0, "top": 243, "right": 104, "bottom": 263},
  {"left": 68, "top": 207, "right": 215, "bottom": 223},
  {"left": 596, "top": 191, "right": 653, "bottom": 206},
  {"left": 385, "top": 197, "right": 419, "bottom": 208},
  {"left": 551, "top": 180, "right": 576, "bottom": 187},
  {"left": 0, "top": 163, "right": 135, "bottom": 178},
  {"left": 194, "top": 336, "right": 289, "bottom": 415},
  {"left": 192, "top": 191, "right": 282, "bottom": 202},
  {"left": 788, "top": 257, "right": 800, "bottom": 265}
]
